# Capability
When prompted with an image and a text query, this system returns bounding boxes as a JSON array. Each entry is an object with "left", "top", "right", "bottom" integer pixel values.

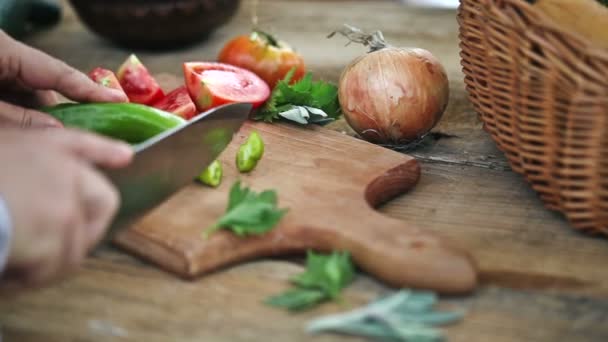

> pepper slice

[
  {"left": 237, "top": 131, "right": 265, "bottom": 173},
  {"left": 197, "top": 160, "right": 223, "bottom": 187}
]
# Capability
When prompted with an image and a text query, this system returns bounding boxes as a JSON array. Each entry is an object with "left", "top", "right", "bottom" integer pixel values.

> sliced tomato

[
  {"left": 218, "top": 31, "right": 306, "bottom": 89},
  {"left": 89, "top": 67, "right": 128, "bottom": 100},
  {"left": 183, "top": 62, "right": 270, "bottom": 112},
  {"left": 153, "top": 86, "right": 197, "bottom": 120},
  {"left": 117, "top": 54, "right": 165, "bottom": 105}
]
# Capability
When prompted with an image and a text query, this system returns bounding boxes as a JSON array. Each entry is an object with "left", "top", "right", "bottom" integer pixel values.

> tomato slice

[
  {"left": 117, "top": 54, "right": 165, "bottom": 105},
  {"left": 153, "top": 86, "right": 197, "bottom": 120},
  {"left": 183, "top": 62, "right": 270, "bottom": 112},
  {"left": 89, "top": 67, "right": 128, "bottom": 100}
]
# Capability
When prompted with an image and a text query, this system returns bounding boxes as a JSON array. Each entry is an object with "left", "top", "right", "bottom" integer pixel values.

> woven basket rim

[{"left": 486, "top": 0, "right": 608, "bottom": 60}]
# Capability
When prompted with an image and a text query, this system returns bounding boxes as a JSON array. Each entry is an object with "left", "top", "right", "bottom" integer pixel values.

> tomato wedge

[
  {"left": 117, "top": 54, "right": 165, "bottom": 105},
  {"left": 153, "top": 86, "right": 197, "bottom": 120},
  {"left": 183, "top": 62, "right": 270, "bottom": 112},
  {"left": 89, "top": 67, "right": 128, "bottom": 100}
]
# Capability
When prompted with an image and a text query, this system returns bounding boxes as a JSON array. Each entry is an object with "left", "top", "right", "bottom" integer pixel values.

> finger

[
  {"left": 35, "top": 90, "right": 61, "bottom": 107},
  {"left": 76, "top": 162, "right": 120, "bottom": 249},
  {"left": 0, "top": 100, "right": 63, "bottom": 128},
  {"left": 44, "top": 128, "right": 134, "bottom": 168},
  {"left": 0, "top": 89, "right": 59, "bottom": 109},
  {"left": 0, "top": 31, "right": 128, "bottom": 103}
]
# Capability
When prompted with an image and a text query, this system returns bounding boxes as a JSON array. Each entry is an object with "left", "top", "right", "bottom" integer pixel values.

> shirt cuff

[{"left": 0, "top": 194, "right": 12, "bottom": 275}]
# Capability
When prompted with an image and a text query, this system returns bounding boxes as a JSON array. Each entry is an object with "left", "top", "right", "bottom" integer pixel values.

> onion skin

[{"left": 338, "top": 47, "right": 449, "bottom": 144}]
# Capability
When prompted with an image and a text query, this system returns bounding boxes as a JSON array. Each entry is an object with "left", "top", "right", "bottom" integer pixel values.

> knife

[{"left": 101, "top": 102, "right": 252, "bottom": 237}]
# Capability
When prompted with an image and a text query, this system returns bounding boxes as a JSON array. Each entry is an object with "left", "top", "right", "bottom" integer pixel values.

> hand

[
  {"left": 0, "top": 30, "right": 127, "bottom": 128},
  {"left": 0, "top": 127, "right": 133, "bottom": 291}
]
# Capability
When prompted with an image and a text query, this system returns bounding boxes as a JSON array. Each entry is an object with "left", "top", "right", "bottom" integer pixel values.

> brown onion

[{"left": 330, "top": 26, "right": 449, "bottom": 145}]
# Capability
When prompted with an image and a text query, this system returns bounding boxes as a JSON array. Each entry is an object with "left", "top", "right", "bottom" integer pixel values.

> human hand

[
  {"left": 0, "top": 30, "right": 127, "bottom": 128},
  {"left": 0, "top": 127, "right": 133, "bottom": 291}
]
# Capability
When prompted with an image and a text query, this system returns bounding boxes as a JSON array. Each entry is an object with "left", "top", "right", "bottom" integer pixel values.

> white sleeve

[{"left": 0, "top": 195, "right": 12, "bottom": 274}]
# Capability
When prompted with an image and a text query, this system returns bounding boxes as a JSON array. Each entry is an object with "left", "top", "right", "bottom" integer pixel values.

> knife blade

[{"left": 101, "top": 102, "right": 252, "bottom": 236}]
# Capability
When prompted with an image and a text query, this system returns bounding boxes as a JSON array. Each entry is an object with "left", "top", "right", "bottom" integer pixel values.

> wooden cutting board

[
  {"left": 111, "top": 74, "right": 477, "bottom": 294},
  {"left": 113, "top": 119, "right": 477, "bottom": 294}
]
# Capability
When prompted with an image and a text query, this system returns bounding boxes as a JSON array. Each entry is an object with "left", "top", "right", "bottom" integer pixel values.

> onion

[{"left": 330, "top": 25, "right": 449, "bottom": 145}]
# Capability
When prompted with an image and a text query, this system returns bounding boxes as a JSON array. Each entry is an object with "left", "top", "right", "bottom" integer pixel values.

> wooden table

[{"left": 2, "top": 1, "right": 608, "bottom": 341}]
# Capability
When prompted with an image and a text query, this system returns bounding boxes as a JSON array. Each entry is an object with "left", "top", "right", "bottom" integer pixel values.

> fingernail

[
  {"left": 47, "top": 119, "right": 64, "bottom": 128},
  {"left": 115, "top": 142, "right": 134, "bottom": 158},
  {"left": 108, "top": 89, "right": 129, "bottom": 103}
]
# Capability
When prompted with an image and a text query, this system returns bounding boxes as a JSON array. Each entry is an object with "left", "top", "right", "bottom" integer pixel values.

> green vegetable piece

[
  {"left": 41, "top": 102, "right": 185, "bottom": 144},
  {"left": 203, "top": 181, "right": 288, "bottom": 238},
  {"left": 265, "top": 289, "right": 327, "bottom": 311},
  {"left": 197, "top": 160, "right": 223, "bottom": 188},
  {"left": 237, "top": 131, "right": 265, "bottom": 173},
  {"left": 255, "top": 68, "right": 341, "bottom": 125},
  {"left": 247, "top": 131, "right": 265, "bottom": 159},
  {"left": 266, "top": 251, "right": 356, "bottom": 311},
  {"left": 292, "top": 251, "right": 355, "bottom": 299}
]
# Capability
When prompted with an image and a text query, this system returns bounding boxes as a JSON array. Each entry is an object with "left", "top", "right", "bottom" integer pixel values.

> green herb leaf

[
  {"left": 256, "top": 69, "right": 342, "bottom": 125},
  {"left": 204, "top": 181, "right": 288, "bottom": 238},
  {"left": 292, "top": 251, "right": 355, "bottom": 299},
  {"left": 265, "top": 289, "right": 327, "bottom": 311},
  {"left": 266, "top": 251, "right": 355, "bottom": 311}
]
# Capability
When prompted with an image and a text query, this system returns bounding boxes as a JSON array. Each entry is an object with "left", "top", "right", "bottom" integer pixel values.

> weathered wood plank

[{"left": 2, "top": 0, "right": 607, "bottom": 341}]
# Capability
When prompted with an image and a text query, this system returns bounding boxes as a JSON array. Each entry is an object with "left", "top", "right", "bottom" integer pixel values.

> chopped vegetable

[
  {"left": 197, "top": 160, "right": 223, "bottom": 188},
  {"left": 183, "top": 62, "right": 270, "bottom": 112},
  {"left": 255, "top": 68, "right": 341, "bottom": 125},
  {"left": 237, "top": 131, "right": 265, "bottom": 173},
  {"left": 153, "top": 86, "right": 197, "bottom": 120},
  {"left": 88, "top": 67, "right": 128, "bottom": 99},
  {"left": 116, "top": 54, "right": 165, "bottom": 105},
  {"left": 266, "top": 251, "right": 355, "bottom": 311},
  {"left": 203, "top": 181, "right": 288, "bottom": 238},
  {"left": 306, "top": 289, "right": 464, "bottom": 342}
]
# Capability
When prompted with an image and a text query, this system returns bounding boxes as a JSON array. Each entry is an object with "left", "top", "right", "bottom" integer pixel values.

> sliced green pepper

[
  {"left": 237, "top": 131, "right": 265, "bottom": 173},
  {"left": 197, "top": 160, "right": 223, "bottom": 187}
]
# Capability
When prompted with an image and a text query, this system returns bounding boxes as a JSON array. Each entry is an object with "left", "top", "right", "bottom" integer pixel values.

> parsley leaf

[
  {"left": 204, "top": 181, "right": 288, "bottom": 238},
  {"left": 255, "top": 69, "right": 342, "bottom": 125},
  {"left": 266, "top": 251, "right": 355, "bottom": 311}
]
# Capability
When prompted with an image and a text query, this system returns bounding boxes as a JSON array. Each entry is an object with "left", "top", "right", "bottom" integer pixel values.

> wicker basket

[{"left": 457, "top": 0, "right": 608, "bottom": 235}]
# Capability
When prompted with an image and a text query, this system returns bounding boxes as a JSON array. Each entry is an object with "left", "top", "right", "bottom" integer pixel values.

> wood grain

[{"left": 1, "top": 0, "right": 608, "bottom": 341}]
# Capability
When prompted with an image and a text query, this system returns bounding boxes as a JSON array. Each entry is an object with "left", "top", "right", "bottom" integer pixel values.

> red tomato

[
  {"left": 153, "top": 86, "right": 197, "bottom": 120},
  {"left": 117, "top": 54, "right": 165, "bottom": 105},
  {"left": 218, "top": 31, "right": 306, "bottom": 89},
  {"left": 89, "top": 67, "right": 128, "bottom": 100},
  {"left": 183, "top": 62, "right": 270, "bottom": 112}
]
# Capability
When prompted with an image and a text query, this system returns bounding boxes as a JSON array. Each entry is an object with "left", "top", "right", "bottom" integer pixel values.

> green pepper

[
  {"left": 197, "top": 160, "right": 223, "bottom": 187},
  {"left": 237, "top": 131, "right": 265, "bottom": 173},
  {"left": 41, "top": 102, "right": 186, "bottom": 144}
]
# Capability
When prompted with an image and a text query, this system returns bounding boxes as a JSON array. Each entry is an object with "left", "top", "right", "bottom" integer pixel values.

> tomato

[
  {"left": 117, "top": 54, "right": 165, "bottom": 105},
  {"left": 218, "top": 31, "right": 306, "bottom": 89},
  {"left": 152, "top": 86, "right": 197, "bottom": 120},
  {"left": 89, "top": 67, "right": 128, "bottom": 100},
  {"left": 183, "top": 62, "right": 270, "bottom": 112}
]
